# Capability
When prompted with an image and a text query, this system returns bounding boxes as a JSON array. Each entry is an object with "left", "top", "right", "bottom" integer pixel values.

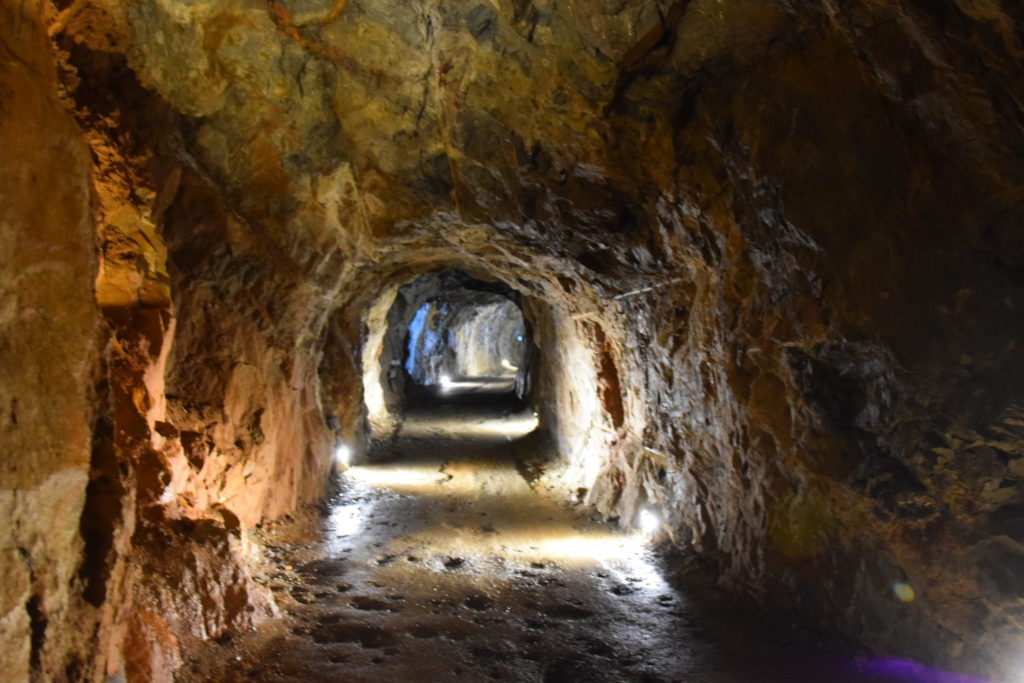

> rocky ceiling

[{"left": 3, "top": 0, "right": 1024, "bottom": 680}]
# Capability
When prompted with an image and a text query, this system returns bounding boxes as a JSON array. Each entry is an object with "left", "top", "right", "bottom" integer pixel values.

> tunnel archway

[
  {"left": 382, "top": 270, "right": 537, "bottom": 408},
  {"left": 359, "top": 268, "right": 546, "bottom": 455},
  {"left": 313, "top": 235, "right": 644, "bottom": 500}
]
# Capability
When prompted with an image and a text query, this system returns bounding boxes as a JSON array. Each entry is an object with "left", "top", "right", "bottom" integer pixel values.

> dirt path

[{"left": 183, "top": 430, "right": 884, "bottom": 682}]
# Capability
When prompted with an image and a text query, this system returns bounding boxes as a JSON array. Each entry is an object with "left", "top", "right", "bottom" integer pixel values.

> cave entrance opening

[{"left": 371, "top": 270, "right": 541, "bottom": 444}]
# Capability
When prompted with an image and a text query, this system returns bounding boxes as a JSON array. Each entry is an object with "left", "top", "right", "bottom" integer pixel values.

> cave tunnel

[
  {"left": 4, "top": 1, "right": 1024, "bottom": 682},
  {"left": 396, "top": 271, "right": 534, "bottom": 405},
  {"left": 357, "top": 268, "right": 545, "bottom": 452}
]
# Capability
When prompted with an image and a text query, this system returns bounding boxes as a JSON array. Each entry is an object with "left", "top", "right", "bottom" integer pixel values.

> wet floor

[{"left": 183, "top": 411, "right": 906, "bottom": 682}]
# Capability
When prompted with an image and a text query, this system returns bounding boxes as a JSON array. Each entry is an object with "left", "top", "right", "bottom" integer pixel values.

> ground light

[
  {"left": 334, "top": 443, "right": 353, "bottom": 466},
  {"left": 398, "top": 409, "right": 539, "bottom": 440},
  {"left": 638, "top": 508, "right": 661, "bottom": 535}
]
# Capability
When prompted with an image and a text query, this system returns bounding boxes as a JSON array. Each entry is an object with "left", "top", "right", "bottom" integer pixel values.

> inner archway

[
  {"left": 365, "top": 269, "right": 543, "bottom": 447},
  {"left": 396, "top": 270, "right": 534, "bottom": 405}
]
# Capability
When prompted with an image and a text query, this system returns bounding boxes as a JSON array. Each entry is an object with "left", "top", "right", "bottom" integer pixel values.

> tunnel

[
  {"left": 393, "top": 271, "right": 533, "bottom": 404},
  {"left": 354, "top": 268, "right": 547, "bottom": 455},
  {"left": 3, "top": 1, "right": 1024, "bottom": 682},
  {"left": 375, "top": 271, "right": 533, "bottom": 411}
]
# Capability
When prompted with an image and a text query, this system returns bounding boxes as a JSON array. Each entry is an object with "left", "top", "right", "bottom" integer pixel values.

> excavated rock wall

[
  {"left": 1, "top": 0, "right": 1023, "bottom": 679},
  {"left": 0, "top": 3, "right": 342, "bottom": 679},
  {"left": 0, "top": 5, "right": 99, "bottom": 680},
  {"left": 450, "top": 301, "right": 525, "bottom": 379},
  {"left": 626, "top": 4, "right": 1024, "bottom": 676}
]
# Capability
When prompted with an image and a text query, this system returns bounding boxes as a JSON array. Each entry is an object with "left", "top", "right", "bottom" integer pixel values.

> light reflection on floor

[
  {"left": 395, "top": 405, "right": 539, "bottom": 440},
  {"left": 335, "top": 444, "right": 659, "bottom": 568},
  {"left": 321, "top": 437, "right": 696, "bottom": 679},
  {"left": 324, "top": 501, "right": 366, "bottom": 551},
  {"left": 195, "top": 412, "right": 899, "bottom": 682}
]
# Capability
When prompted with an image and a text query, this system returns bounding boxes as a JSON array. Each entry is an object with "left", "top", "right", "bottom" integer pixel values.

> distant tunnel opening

[
  {"left": 399, "top": 274, "right": 533, "bottom": 406},
  {"left": 363, "top": 269, "right": 543, "bottom": 448}
]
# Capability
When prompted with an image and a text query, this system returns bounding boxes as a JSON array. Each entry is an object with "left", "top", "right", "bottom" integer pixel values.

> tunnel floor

[{"left": 183, "top": 415, "right": 901, "bottom": 682}]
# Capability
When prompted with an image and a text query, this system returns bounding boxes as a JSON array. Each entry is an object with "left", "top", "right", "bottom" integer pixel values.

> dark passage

[
  {"left": 183, "top": 268, "right": 983, "bottom": 681},
  {"left": 192, "top": 286, "right": 900, "bottom": 681}
]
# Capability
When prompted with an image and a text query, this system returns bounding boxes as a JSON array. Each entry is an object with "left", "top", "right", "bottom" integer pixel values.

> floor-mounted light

[
  {"left": 638, "top": 508, "right": 660, "bottom": 536},
  {"left": 334, "top": 443, "right": 352, "bottom": 466}
]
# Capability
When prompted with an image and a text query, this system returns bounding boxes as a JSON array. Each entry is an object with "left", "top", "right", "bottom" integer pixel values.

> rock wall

[
  {"left": 2, "top": 0, "right": 1023, "bottom": 679},
  {"left": 0, "top": 2, "right": 344, "bottom": 679},
  {"left": 619, "top": 3, "right": 1024, "bottom": 675},
  {"left": 0, "top": 4, "right": 99, "bottom": 680}
]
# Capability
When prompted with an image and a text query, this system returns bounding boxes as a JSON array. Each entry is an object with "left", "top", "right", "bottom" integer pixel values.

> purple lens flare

[{"left": 850, "top": 655, "right": 993, "bottom": 683}]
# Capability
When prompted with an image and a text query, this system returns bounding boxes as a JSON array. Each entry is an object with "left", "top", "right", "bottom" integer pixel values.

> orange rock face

[{"left": 0, "top": 4, "right": 99, "bottom": 680}]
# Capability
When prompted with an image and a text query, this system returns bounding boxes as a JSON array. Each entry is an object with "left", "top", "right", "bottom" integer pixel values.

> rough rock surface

[
  {"left": 1, "top": 0, "right": 1023, "bottom": 679},
  {"left": 0, "top": 5, "right": 98, "bottom": 680}
]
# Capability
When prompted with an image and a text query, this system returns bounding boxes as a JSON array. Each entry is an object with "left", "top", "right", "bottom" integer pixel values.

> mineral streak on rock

[{"left": 1, "top": 0, "right": 1023, "bottom": 680}]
